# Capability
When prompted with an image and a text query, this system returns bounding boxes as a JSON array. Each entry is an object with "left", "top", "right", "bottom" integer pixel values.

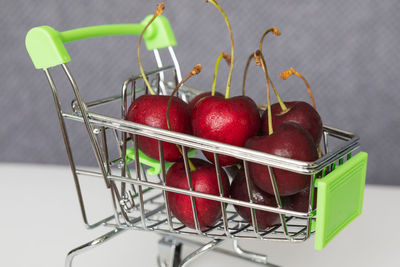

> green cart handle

[{"left": 25, "top": 15, "right": 177, "bottom": 69}]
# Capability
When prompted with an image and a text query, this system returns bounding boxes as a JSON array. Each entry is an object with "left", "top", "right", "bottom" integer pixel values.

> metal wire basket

[{"left": 26, "top": 15, "right": 368, "bottom": 267}]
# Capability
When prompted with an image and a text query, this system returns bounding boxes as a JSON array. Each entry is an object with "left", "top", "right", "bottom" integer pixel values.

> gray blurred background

[{"left": 1, "top": 0, "right": 399, "bottom": 185}]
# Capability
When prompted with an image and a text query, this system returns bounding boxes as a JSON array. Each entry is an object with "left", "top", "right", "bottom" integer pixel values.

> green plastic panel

[
  {"left": 314, "top": 152, "right": 368, "bottom": 250},
  {"left": 25, "top": 15, "right": 177, "bottom": 69}
]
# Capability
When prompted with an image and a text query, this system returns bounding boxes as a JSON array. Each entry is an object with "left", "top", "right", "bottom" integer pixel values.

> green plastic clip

[
  {"left": 314, "top": 152, "right": 368, "bottom": 250},
  {"left": 125, "top": 148, "right": 197, "bottom": 176}
]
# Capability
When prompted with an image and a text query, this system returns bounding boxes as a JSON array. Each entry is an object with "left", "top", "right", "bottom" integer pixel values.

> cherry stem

[
  {"left": 167, "top": 64, "right": 202, "bottom": 171},
  {"left": 212, "top": 52, "right": 231, "bottom": 96},
  {"left": 280, "top": 67, "right": 316, "bottom": 109},
  {"left": 242, "top": 53, "right": 253, "bottom": 96},
  {"left": 137, "top": 2, "right": 165, "bottom": 96},
  {"left": 257, "top": 27, "right": 287, "bottom": 111},
  {"left": 255, "top": 50, "right": 273, "bottom": 135},
  {"left": 280, "top": 67, "right": 322, "bottom": 157},
  {"left": 259, "top": 27, "right": 281, "bottom": 53},
  {"left": 207, "top": 0, "right": 234, "bottom": 99},
  {"left": 258, "top": 52, "right": 287, "bottom": 111}
]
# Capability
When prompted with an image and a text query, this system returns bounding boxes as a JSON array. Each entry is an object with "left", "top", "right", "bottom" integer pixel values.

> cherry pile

[{"left": 125, "top": 1, "right": 323, "bottom": 231}]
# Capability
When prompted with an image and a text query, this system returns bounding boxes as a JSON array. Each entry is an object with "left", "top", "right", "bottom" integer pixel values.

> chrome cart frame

[{"left": 26, "top": 15, "right": 367, "bottom": 267}]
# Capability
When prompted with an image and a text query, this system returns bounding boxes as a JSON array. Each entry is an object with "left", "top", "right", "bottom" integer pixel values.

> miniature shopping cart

[{"left": 26, "top": 14, "right": 368, "bottom": 267}]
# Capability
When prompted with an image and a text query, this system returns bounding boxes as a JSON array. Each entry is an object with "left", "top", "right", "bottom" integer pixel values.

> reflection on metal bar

[{"left": 323, "top": 131, "right": 329, "bottom": 155}]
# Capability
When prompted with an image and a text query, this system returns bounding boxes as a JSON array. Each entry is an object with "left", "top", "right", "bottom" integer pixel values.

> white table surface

[{"left": 1, "top": 163, "right": 399, "bottom": 267}]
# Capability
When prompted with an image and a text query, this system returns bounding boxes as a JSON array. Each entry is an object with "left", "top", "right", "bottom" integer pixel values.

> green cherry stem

[
  {"left": 255, "top": 50, "right": 273, "bottom": 135},
  {"left": 212, "top": 52, "right": 231, "bottom": 96},
  {"left": 167, "top": 64, "right": 202, "bottom": 171},
  {"left": 137, "top": 2, "right": 165, "bottom": 96},
  {"left": 207, "top": 0, "right": 234, "bottom": 99},
  {"left": 267, "top": 64, "right": 288, "bottom": 111}
]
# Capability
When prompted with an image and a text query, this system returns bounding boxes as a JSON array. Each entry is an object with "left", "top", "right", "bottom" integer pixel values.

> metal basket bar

[
  {"left": 157, "top": 140, "right": 175, "bottom": 232},
  {"left": 267, "top": 165, "right": 291, "bottom": 238},
  {"left": 213, "top": 153, "right": 231, "bottom": 237},
  {"left": 70, "top": 65, "right": 175, "bottom": 114},
  {"left": 178, "top": 238, "right": 225, "bottom": 267},
  {"left": 63, "top": 111, "right": 360, "bottom": 175},
  {"left": 43, "top": 68, "right": 92, "bottom": 228},
  {"left": 132, "top": 134, "right": 147, "bottom": 229},
  {"left": 74, "top": 168, "right": 310, "bottom": 218},
  {"left": 181, "top": 145, "right": 203, "bottom": 234},
  {"left": 305, "top": 174, "right": 317, "bottom": 239},
  {"left": 61, "top": 64, "right": 110, "bottom": 188},
  {"left": 242, "top": 160, "right": 262, "bottom": 238}
]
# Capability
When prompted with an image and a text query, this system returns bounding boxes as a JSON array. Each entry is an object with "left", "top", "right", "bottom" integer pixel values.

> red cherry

[
  {"left": 246, "top": 122, "right": 318, "bottom": 196},
  {"left": 191, "top": 95, "right": 261, "bottom": 166},
  {"left": 230, "top": 170, "right": 280, "bottom": 230},
  {"left": 261, "top": 101, "right": 323, "bottom": 145},
  {"left": 283, "top": 187, "right": 317, "bottom": 213},
  {"left": 188, "top": 91, "right": 224, "bottom": 112},
  {"left": 126, "top": 94, "right": 191, "bottom": 162},
  {"left": 166, "top": 158, "right": 230, "bottom": 231}
]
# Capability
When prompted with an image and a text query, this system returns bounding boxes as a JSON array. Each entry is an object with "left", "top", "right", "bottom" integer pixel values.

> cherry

[
  {"left": 262, "top": 101, "right": 323, "bottom": 145},
  {"left": 245, "top": 51, "right": 318, "bottom": 196},
  {"left": 245, "top": 31, "right": 323, "bottom": 147},
  {"left": 246, "top": 122, "right": 318, "bottom": 196},
  {"left": 283, "top": 187, "right": 317, "bottom": 213},
  {"left": 188, "top": 91, "right": 223, "bottom": 112},
  {"left": 230, "top": 169, "right": 280, "bottom": 230},
  {"left": 191, "top": 0, "right": 260, "bottom": 166},
  {"left": 126, "top": 95, "right": 191, "bottom": 161},
  {"left": 166, "top": 158, "right": 230, "bottom": 231},
  {"left": 192, "top": 95, "right": 260, "bottom": 166},
  {"left": 277, "top": 67, "right": 324, "bottom": 149},
  {"left": 126, "top": 3, "right": 192, "bottom": 162},
  {"left": 188, "top": 52, "right": 229, "bottom": 111}
]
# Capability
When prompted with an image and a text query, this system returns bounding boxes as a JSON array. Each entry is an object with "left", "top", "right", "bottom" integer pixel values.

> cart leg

[
  {"left": 156, "top": 236, "right": 279, "bottom": 267},
  {"left": 157, "top": 236, "right": 183, "bottom": 267},
  {"left": 232, "top": 239, "right": 269, "bottom": 265},
  {"left": 178, "top": 238, "right": 224, "bottom": 267},
  {"left": 65, "top": 227, "right": 125, "bottom": 267},
  {"left": 157, "top": 236, "right": 224, "bottom": 267}
]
